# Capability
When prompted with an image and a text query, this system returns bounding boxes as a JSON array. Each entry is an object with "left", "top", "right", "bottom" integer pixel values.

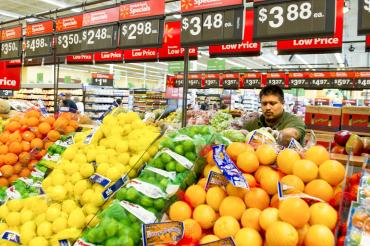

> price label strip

[
  {"left": 205, "top": 170, "right": 229, "bottom": 190},
  {"left": 120, "top": 201, "right": 157, "bottom": 224},
  {"left": 142, "top": 221, "right": 184, "bottom": 246},
  {"left": 1, "top": 231, "right": 20, "bottom": 244},
  {"left": 89, "top": 173, "right": 111, "bottom": 188},
  {"left": 102, "top": 175, "right": 129, "bottom": 200}
]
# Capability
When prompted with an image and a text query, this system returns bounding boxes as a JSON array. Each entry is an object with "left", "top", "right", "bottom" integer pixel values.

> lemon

[
  {"left": 46, "top": 207, "right": 61, "bottom": 222},
  {"left": 96, "top": 163, "right": 109, "bottom": 176},
  {"left": 5, "top": 212, "right": 21, "bottom": 227},
  {"left": 63, "top": 161, "right": 79, "bottom": 175},
  {"left": 20, "top": 228, "right": 36, "bottom": 244},
  {"left": 37, "top": 222, "right": 52, "bottom": 238},
  {"left": 86, "top": 150, "right": 97, "bottom": 162},
  {"left": 48, "top": 186, "right": 67, "bottom": 201},
  {"left": 73, "top": 153, "right": 87, "bottom": 163},
  {"left": 74, "top": 180, "right": 91, "bottom": 197},
  {"left": 89, "top": 192, "right": 105, "bottom": 207},
  {"left": 69, "top": 172, "right": 83, "bottom": 184},
  {"left": 81, "top": 189, "right": 95, "bottom": 205},
  {"left": 51, "top": 172, "right": 66, "bottom": 186},
  {"left": 96, "top": 154, "right": 108, "bottom": 164},
  {"left": 82, "top": 204, "right": 99, "bottom": 215},
  {"left": 67, "top": 208, "right": 85, "bottom": 229},
  {"left": 79, "top": 163, "right": 94, "bottom": 178},
  {"left": 20, "top": 209, "right": 34, "bottom": 224},
  {"left": 129, "top": 155, "right": 142, "bottom": 168},
  {"left": 106, "top": 167, "right": 120, "bottom": 181},
  {"left": 106, "top": 149, "right": 117, "bottom": 157},
  {"left": 35, "top": 214, "right": 46, "bottom": 226},
  {"left": 31, "top": 201, "right": 48, "bottom": 216},
  {"left": 52, "top": 217, "right": 67, "bottom": 233},
  {"left": 60, "top": 212, "right": 68, "bottom": 219},
  {"left": 93, "top": 184, "right": 105, "bottom": 194},
  {"left": 86, "top": 214, "right": 99, "bottom": 227},
  {"left": 62, "top": 148, "right": 75, "bottom": 161},
  {"left": 118, "top": 153, "right": 130, "bottom": 165},
  {"left": 29, "top": 237, "right": 48, "bottom": 246},
  {"left": 122, "top": 125, "right": 132, "bottom": 135},
  {"left": 41, "top": 177, "right": 52, "bottom": 191},
  {"left": 62, "top": 200, "right": 77, "bottom": 214},
  {"left": 116, "top": 140, "right": 129, "bottom": 153},
  {"left": 0, "top": 222, "right": 8, "bottom": 234},
  {"left": 6, "top": 200, "right": 23, "bottom": 212},
  {"left": 64, "top": 182, "right": 74, "bottom": 197},
  {"left": 0, "top": 205, "right": 9, "bottom": 219},
  {"left": 128, "top": 169, "right": 137, "bottom": 178},
  {"left": 116, "top": 164, "right": 129, "bottom": 175},
  {"left": 21, "top": 221, "right": 36, "bottom": 232},
  {"left": 148, "top": 145, "right": 158, "bottom": 157}
]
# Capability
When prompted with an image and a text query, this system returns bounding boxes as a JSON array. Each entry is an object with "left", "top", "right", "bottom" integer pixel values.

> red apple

[
  {"left": 334, "top": 130, "right": 352, "bottom": 146},
  {"left": 332, "top": 145, "right": 346, "bottom": 154},
  {"left": 362, "top": 137, "right": 370, "bottom": 154},
  {"left": 345, "top": 134, "right": 364, "bottom": 156}
]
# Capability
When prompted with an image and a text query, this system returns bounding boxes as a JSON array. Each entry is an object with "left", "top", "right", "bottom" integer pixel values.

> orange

[
  {"left": 244, "top": 174, "right": 257, "bottom": 188},
  {"left": 260, "top": 170, "right": 280, "bottom": 195},
  {"left": 21, "top": 141, "right": 31, "bottom": 152},
  {"left": 237, "top": 151, "right": 259, "bottom": 173},
  {"left": 26, "top": 109, "right": 41, "bottom": 118},
  {"left": 183, "top": 219, "right": 202, "bottom": 243},
  {"left": 292, "top": 159, "right": 318, "bottom": 183},
  {"left": 256, "top": 144, "right": 277, "bottom": 165},
  {"left": 185, "top": 185, "right": 206, "bottom": 208},
  {"left": 280, "top": 175, "right": 305, "bottom": 193},
  {"left": 319, "top": 160, "right": 345, "bottom": 186},
  {"left": 19, "top": 152, "right": 31, "bottom": 165},
  {"left": 278, "top": 197, "right": 310, "bottom": 228},
  {"left": 193, "top": 204, "right": 217, "bottom": 229},
  {"left": 47, "top": 130, "right": 61, "bottom": 142},
  {"left": 309, "top": 202, "right": 337, "bottom": 230},
  {"left": 226, "top": 183, "right": 247, "bottom": 199},
  {"left": 270, "top": 194, "right": 280, "bottom": 208},
  {"left": 304, "top": 145, "right": 330, "bottom": 166},
  {"left": 22, "top": 131, "right": 35, "bottom": 142},
  {"left": 297, "top": 224, "right": 310, "bottom": 245},
  {"left": 168, "top": 201, "right": 192, "bottom": 221},
  {"left": 4, "top": 153, "right": 18, "bottom": 165},
  {"left": 199, "top": 235, "right": 219, "bottom": 244},
  {"left": 68, "top": 120, "right": 79, "bottom": 129},
  {"left": 0, "top": 132, "right": 10, "bottom": 144},
  {"left": 6, "top": 121, "right": 21, "bottom": 133},
  {"left": 65, "top": 126, "right": 75, "bottom": 134},
  {"left": 30, "top": 138, "right": 43, "bottom": 149},
  {"left": 38, "top": 122, "right": 51, "bottom": 135},
  {"left": 13, "top": 163, "right": 22, "bottom": 174},
  {"left": 226, "top": 142, "right": 254, "bottom": 160},
  {"left": 44, "top": 116, "right": 55, "bottom": 125},
  {"left": 10, "top": 116, "right": 21, "bottom": 122},
  {"left": 206, "top": 150, "right": 216, "bottom": 166},
  {"left": 304, "top": 225, "right": 334, "bottom": 246},
  {"left": 241, "top": 208, "right": 261, "bottom": 231},
  {"left": 244, "top": 188, "right": 270, "bottom": 210},
  {"left": 53, "top": 118, "right": 68, "bottom": 131},
  {"left": 8, "top": 174, "right": 18, "bottom": 184},
  {"left": 277, "top": 149, "right": 301, "bottom": 174},
  {"left": 19, "top": 168, "right": 30, "bottom": 178},
  {"left": 219, "top": 196, "right": 246, "bottom": 220},
  {"left": 203, "top": 164, "right": 213, "bottom": 178},
  {"left": 259, "top": 207, "right": 279, "bottom": 231},
  {"left": 0, "top": 165, "right": 14, "bottom": 178},
  {"left": 33, "top": 129, "right": 43, "bottom": 139},
  {"left": 0, "top": 154, "right": 4, "bottom": 165},
  {"left": 304, "top": 179, "right": 334, "bottom": 202},
  {"left": 59, "top": 112, "right": 73, "bottom": 120},
  {"left": 0, "top": 145, "right": 8, "bottom": 155},
  {"left": 234, "top": 227, "right": 263, "bottom": 246},
  {"left": 206, "top": 186, "right": 226, "bottom": 212},
  {"left": 213, "top": 216, "right": 240, "bottom": 239},
  {"left": 0, "top": 178, "right": 9, "bottom": 187},
  {"left": 8, "top": 132, "right": 22, "bottom": 143},
  {"left": 8, "top": 142, "right": 22, "bottom": 155},
  {"left": 27, "top": 117, "right": 39, "bottom": 127},
  {"left": 254, "top": 166, "right": 273, "bottom": 183},
  {"left": 266, "top": 221, "right": 298, "bottom": 246}
]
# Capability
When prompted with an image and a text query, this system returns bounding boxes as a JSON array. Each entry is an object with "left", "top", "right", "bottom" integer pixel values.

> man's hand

[{"left": 278, "top": 128, "right": 301, "bottom": 147}]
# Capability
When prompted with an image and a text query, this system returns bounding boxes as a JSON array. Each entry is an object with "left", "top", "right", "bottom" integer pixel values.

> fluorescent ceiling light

[
  {"left": 241, "top": 58, "right": 265, "bottom": 68},
  {"left": 59, "top": 67, "right": 89, "bottom": 73},
  {"left": 227, "top": 59, "right": 248, "bottom": 69},
  {"left": 0, "top": 10, "right": 22, "bottom": 18},
  {"left": 39, "top": 0, "right": 81, "bottom": 12},
  {"left": 115, "top": 65, "right": 164, "bottom": 74},
  {"left": 130, "top": 63, "right": 166, "bottom": 71},
  {"left": 259, "top": 56, "right": 282, "bottom": 68},
  {"left": 295, "top": 55, "right": 313, "bottom": 68},
  {"left": 335, "top": 53, "right": 344, "bottom": 65},
  {"left": 173, "top": 14, "right": 181, "bottom": 19}
]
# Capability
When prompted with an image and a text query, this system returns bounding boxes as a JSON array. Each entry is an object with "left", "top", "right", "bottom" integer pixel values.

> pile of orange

[
  {"left": 169, "top": 142, "right": 344, "bottom": 246},
  {"left": 0, "top": 110, "right": 78, "bottom": 187}
]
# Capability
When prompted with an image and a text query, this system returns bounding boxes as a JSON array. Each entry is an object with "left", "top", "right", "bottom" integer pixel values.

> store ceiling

[{"left": 1, "top": 0, "right": 370, "bottom": 82}]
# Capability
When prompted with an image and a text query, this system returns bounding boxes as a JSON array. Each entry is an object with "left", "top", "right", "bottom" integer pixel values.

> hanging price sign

[
  {"left": 354, "top": 72, "right": 370, "bottom": 89},
  {"left": 55, "top": 15, "right": 83, "bottom": 55},
  {"left": 254, "top": 0, "right": 336, "bottom": 41},
  {"left": 266, "top": 73, "right": 287, "bottom": 88},
  {"left": 0, "top": 25, "right": 22, "bottom": 60},
  {"left": 188, "top": 74, "right": 203, "bottom": 89},
  {"left": 288, "top": 72, "right": 310, "bottom": 88},
  {"left": 25, "top": 21, "right": 54, "bottom": 58},
  {"left": 308, "top": 72, "right": 333, "bottom": 89},
  {"left": 358, "top": 0, "right": 370, "bottom": 34},
  {"left": 91, "top": 73, "right": 114, "bottom": 87},
  {"left": 174, "top": 75, "right": 184, "bottom": 88},
  {"left": 242, "top": 73, "right": 262, "bottom": 89},
  {"left": 204, "top": 74, "right": 220, "bottom": 88},
  {"left": 222, "top": 73, "right": 240, "bottom": 89},
  {"left": 331, "top": 72, "right": 354, "bottom": 89}
]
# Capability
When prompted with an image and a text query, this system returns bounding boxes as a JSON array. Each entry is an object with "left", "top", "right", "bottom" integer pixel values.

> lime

[
  {"left": 153, "top": 158, "right": 165, "bottom": 169},
  {"left": 161, "top": 138, "right": 174, "bottom": 149},
  {"left": 147, "top": 207, "right": 158, "bottom": 215},
  {"left": 140, "top": 196, "right": 153, "bottom": 207},
  {"left": 174, "top": 145, "right": 184, "bottom": 155},
  {"left": 115, "top": 189, "right": 127, "bottom": 201},
  {"left": 161, "top": 153, "right": 172, "bottom": 163},
  {"left": 127, "top": 213, "right": 138, "bottom": 223},
  {"left": 147, "top": 176, "right": 156, "bottom": 185},
  {"left": 87, "top": 226, "right": 106, "bottom": 244},
  {"left": 183, "top": 140, "right": 195, "bottom": 152},
  {"left": 159, "top": 179, "right": 169, "bottom": 190},
  {"left": 176, "top": 163, "right": 187, "bottom": 173},
  {"left": 125, "top": 187, "right": 140, "bottom": 202},
  {"left": 105, "top": 238, "right": 121, "bottom": 246},
  {"left": 185, "top": 152, "right": 197, "bottom": 162},
  {"left": 118, "top": 236, "right": 134, "bottom": 246},
  {"left": 154, "top": 198, "right": 166, "bottom": 211},
  {"left": 104, "top": 219, "right": 118, "bottom": 237},
  {"left": 166, "top": 161, "right": 176, "bottom": 172}
]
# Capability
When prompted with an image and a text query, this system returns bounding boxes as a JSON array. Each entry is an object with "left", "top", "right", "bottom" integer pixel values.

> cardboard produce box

[
  {"left": 341, "top": 106, "right": 370, "bottom": 133},
  {"left": 305, "top": 106, "right": 342, "bottom": 132}
]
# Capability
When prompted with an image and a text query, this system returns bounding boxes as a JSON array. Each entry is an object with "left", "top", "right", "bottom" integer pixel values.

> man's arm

[{"left": 278, "top": 115, "right": 306, "bottom": 146}]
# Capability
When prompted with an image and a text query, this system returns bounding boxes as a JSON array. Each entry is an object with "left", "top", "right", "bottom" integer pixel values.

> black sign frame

[
  {"left": 55, "top": 29, "right": 83, "bottom": 56},
  {"left": 243, "top": 77, "right": 262, "bottom": 89},
  {"left": 188, "top": 78, "right": 202, "bottom": 89},
  {"left": 0, "top": 90, "right": 14, "bottom": 97},
  {"left": 81, "top": 23, "right": 119, "bottom": 52},
  {"left": 358, "top": 0, "right": 370, "bottom": 35},
  {"left": 204, "top": 78, "right": 220, "bottom": 89},
  {"left": 91, "top": 77, "right": 114, "bottom": 87},
  {"left": 24, "top": 34, "right": 54, "bottom": 58},
  {"left": 0, "top": 40, "right": 22, "bottom": 60}
]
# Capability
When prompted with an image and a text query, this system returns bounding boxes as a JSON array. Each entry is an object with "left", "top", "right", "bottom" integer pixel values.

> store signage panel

[
  {"left": 0, "top": 90, "right": 13, "bottom": 97},
  {"left": 25, "top": 35, "right": 53, "bottom": 58},
  {"left": 277, "top": 0, "right": 343, "bottom": 53},
  {"left": 288, "top": 72, "right": 310, "bottom": 88},
  {"left": 120, "top": 0, "right": 165, "bottom": 20},
  {"left": 0, "top": 40, "right": 22, "bottom": 60},
  {"left": 222, "top": 73, "right": 239, "bottom": 89},
  {"left": 123, "top": 48, "right": 158, "bottom": 61},
  {"left": 330, "top": 72, "right": 354, "bottom": 89},
  {"left": 209, "top": 9, "right": 260, "bottom": 57},
  {"left": 366, "top": 36, "right": 370, "bottom": 52},
  {"left": 55, "top": 30, "right": 83, "bottom": 55},
  {"left": 181, "top": 5, "right": 244, "bottom": 47},
  {"left": 181, "top": 0, "right": 243, "bottom": 13},
  {"left": 158, "top": 21, "right": 198, "bottom": 60},
  {"left": 91, "top": 73, "right": 114, "bottom": 87},
  {"left": 242, "top": 72, "right": 262, "bottom": 89},
  {"left": 204, "top": 74, "right": 220, "bottom": 88},
  {"left": 56, "top": 14, "right": 83, "bottom": 32},
  {"left": 26, "top": 20, "right": 54, "bottom": 37},
  {"left": 188, "top": 74, "right": 203, "bottom": 89},
  {"left": 254, "top": 0, "right": 336, "bottom": 41},
  {"left": 354, "top": 72, "right": 370, "bottom": 89},
  {"left": 266, "top": 72, "right": 286, "bottom": 88},
  {"left": 81, "top": 24, "right": 119, "bottom": 52},
  {"left": 174, "top": 74, "right": 184, "bottom": 88},
  {"left": 0, "top": 61, "right": 21, "bottom": 90},
  {"left": 66, "top": 54, "right": 93, "bottom": 63},
  {"left": 308, "top": 72, "right": 333, "bottom": 89},
  {"left": 94, "top": 50, "right": 123, "bottom": 62},
  {"left": 83, "top": 7, "right": 119, "bottom": 26},
  {"left": 358, "top": 0, "right": 370, "bottom": 34},
  {"left": 1, "top": 26, "right": 22, "bottom": 41}
]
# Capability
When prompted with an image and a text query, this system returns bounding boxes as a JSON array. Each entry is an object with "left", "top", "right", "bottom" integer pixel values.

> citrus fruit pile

[
  {"left": 168, "top": 142, "right": 345, "bottom": 246},
  {"left": 0, "top": 110, "right": 79, "bottom": 187}
]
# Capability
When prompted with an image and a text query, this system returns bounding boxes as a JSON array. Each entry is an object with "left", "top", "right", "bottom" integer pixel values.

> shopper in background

[
  {"left": 62, "top": 92, "right": 78, "bottom": 113},
  {"left": 244, "top": 85, "right": 306, "bottom": 146},
  {"left": 74, "top": 97, "right": 84, "bottom": 114},
  {"left": 200, "top": 96, "right": 210, "bottom": 110},
  {"left": 115, "top": 98, "right": 122, "bottom": 106}
]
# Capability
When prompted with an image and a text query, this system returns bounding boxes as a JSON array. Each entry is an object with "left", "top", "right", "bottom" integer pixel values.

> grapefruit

[
  {"left": 259, "top": 207, "right": 279, "bottom": 231},
  {"left": 318, "top": 160, "right": 345, "bottom": 186},
  {"left": 244, "top": 188, "right": 270, "bottom": 210},
  {"left": 255, "top": 166, "right": 273, "bottom": 183},
  {"left": 241, "top": 208, "right": 261, "bottom": 231},
  {"left": 225, "top": 183, "right": 247, "bottom": 199},
  {"left": 292, "top": 159, "right": 318, "bottom": 183},
  {"left": 309, "top": 203, "right": 337, "bottom": 230},
  {"left": 256, "top": 144, "right": 277, "bottom": 165},
  {"left": 226, "top": 142, "right": 254, "bottom": 160},
  {"left": 219, "top": 196, "right": 246, "bottom": 220},
  {"left": 234, "top": 228, "right": 263, "bottom": 246},
  {"left": 206, "top": 186, "right": 226, "bottom": 212},
  {"left": 304, "top": 225, "right": 334, "bottom": 246},
  {"left": 265, "top": 221, "right": 299, "bottom": 246},
  {"left": 304, "top": 179, "right": 334, "bottom": 202},
  {"left": 304, "top": 145, "right": 330, "bottom": 166},
  {"left": 199, "top": 235, "right": 219, "bottom": 244},
  {"left": 297, "top": 224, "right": 310, "bottom": 245},
  {"left": 243, "top": 174, "right": 257, "bottom": 188},
  {"left": 280, "top": 175, "right": 305, "bottom": 193},
  {"left": 279, "top": 197, "right": 310, "bottom": 228},
  {"left": 183, "top": 219, "right": 202, "bottom": 243},
  {"left": 270, "top": 194, "right": 280, "bottom": 208},
  {"left": 206, "top": 151, "right": 216, "bottom": 166},
  {"left": 169, "top": 201, "right": 192, "bottom": 221},
  {"left": 185, "top": 185, "right": 206, "bottom": 208},
  {"left": 260, "top": 170, "right": 280, "bottom": 195},
  {"left": 213, "top": 216, "right": 240, "bottom": 239},
  {"left": 237, "top": 151, "right": 259, "bottom": 173},
  {"left": 277, "top": 149, "right": 301, "bottom": 174},
  {"left": 193, "top": 204, "right": 217, "bottom": 229}
]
